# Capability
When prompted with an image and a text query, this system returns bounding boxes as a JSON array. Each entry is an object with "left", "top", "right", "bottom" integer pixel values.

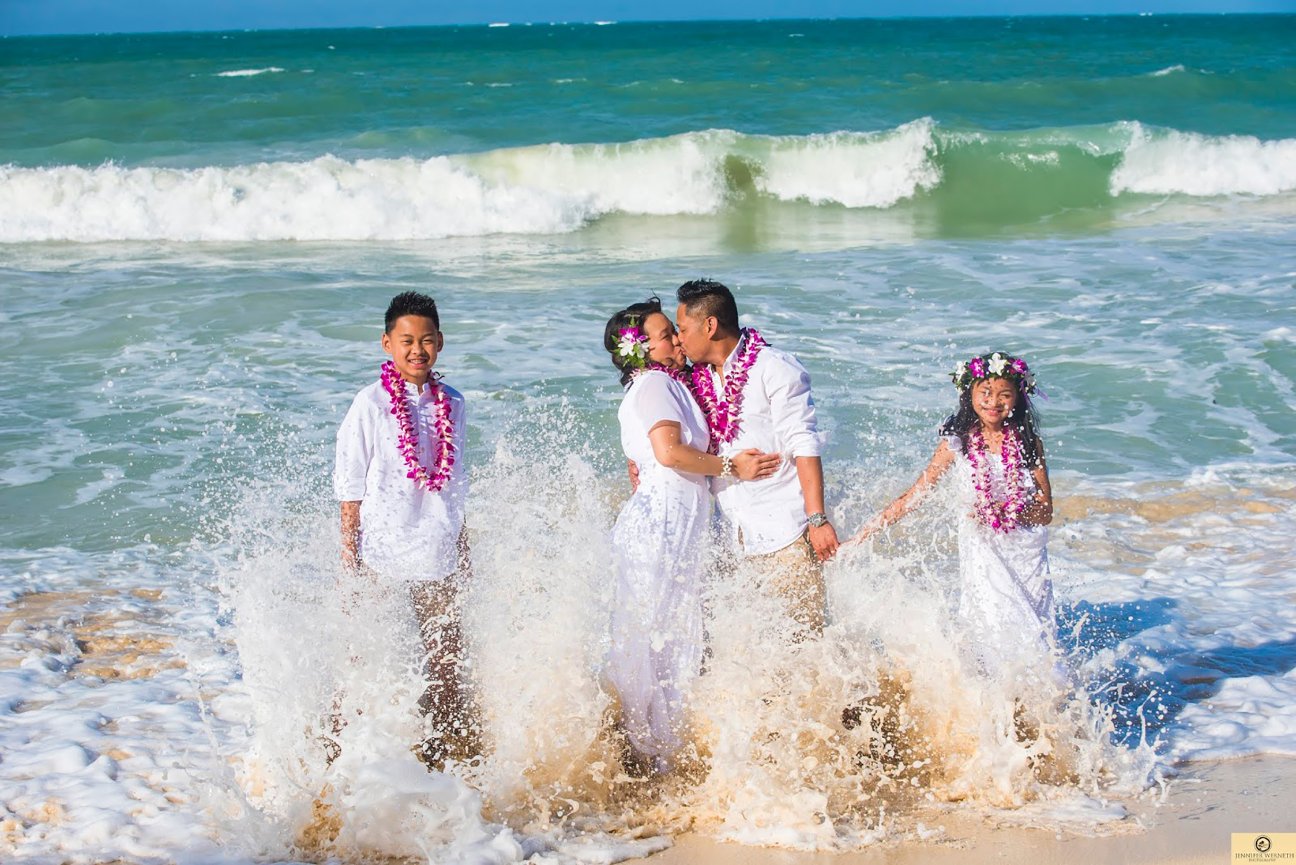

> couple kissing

[{"left": 602, "top": 278, "right": 837, "bottom": 775}]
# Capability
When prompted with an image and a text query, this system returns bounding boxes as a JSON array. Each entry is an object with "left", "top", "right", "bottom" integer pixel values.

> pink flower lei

[
  {"left": 964, "top": 423, "right": 1028, "bottom": 533},
  {"left": 380, "top": 361, "right": 456, "bottom": 493},
  {"left": 632, "top": 361, "right": 691, "bottom": 386},
  {"left": 690, "top": 327, "right": 766, "bottom": 454}
]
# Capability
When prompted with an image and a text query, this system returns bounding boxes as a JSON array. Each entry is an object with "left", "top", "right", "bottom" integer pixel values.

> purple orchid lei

[
  {"left": 633, "top": 362, "right": 692, "bottom": 386},
  {"left": 690, "top": 327, "right": 766, "bottom": 454},
  {"left": 965, "top": 423, "right": 1027, "bottom": 533},
  {"left": 380, "top": 360, "right": 456, "bottom": 493}
]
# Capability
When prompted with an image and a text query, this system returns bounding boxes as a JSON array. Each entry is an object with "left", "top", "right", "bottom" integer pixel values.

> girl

[
  {"left": 602, "top": 297, "right": 779, "bottom": 774},
  {"left": 850, "top": 352, "right": 1055, "bottom": 677}
]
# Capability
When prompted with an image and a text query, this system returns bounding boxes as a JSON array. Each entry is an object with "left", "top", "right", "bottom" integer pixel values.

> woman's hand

[{"left": 731, "top": 448, "right": 781, "bottom": 481}]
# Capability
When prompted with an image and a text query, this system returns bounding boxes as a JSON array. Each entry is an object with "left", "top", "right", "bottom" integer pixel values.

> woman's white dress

[
  {"left": 608, "top": 370, "right": 711, "bottom": 765},
  {"left": 946, "top": 435, "right": 1054, "bottom": 678}
]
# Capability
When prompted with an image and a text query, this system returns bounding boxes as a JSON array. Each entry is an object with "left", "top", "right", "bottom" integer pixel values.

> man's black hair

[{"left": 676, "top": 279, "right": 739, "bottom": 336}]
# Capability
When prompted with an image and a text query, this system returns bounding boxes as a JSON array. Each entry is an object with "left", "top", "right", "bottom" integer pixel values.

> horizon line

[{"left": 4, "top": 10, "right": 1291, "bottom": 40}]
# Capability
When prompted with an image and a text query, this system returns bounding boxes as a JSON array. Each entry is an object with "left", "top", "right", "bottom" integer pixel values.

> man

[{"left": 675, "top": 278, "right": 839, "bottom": 637}]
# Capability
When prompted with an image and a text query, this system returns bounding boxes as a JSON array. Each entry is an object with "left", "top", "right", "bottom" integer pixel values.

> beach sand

[{"left": 629, "top": 755, "right": 1294, "bottom": 865}]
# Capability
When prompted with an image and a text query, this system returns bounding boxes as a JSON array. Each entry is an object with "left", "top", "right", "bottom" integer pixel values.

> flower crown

[
  {"left": 616, "top": 318, "right": 650, "bottom": 369},
  {"left": 951, "top": 352, "right": 1037, "bottom": 394}
]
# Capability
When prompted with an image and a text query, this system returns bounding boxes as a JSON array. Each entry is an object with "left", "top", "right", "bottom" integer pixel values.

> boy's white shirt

[
  {"left": 334, "top": 377, "right": 468, "bottom": 582},
  {"left": 704, "top": 340, "right": 823, "bottom": 556}
]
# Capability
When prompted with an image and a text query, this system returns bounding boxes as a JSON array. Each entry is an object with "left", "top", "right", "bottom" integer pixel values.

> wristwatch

[{"left": 807, "top": 511, "right": 830, "bottom": 528}]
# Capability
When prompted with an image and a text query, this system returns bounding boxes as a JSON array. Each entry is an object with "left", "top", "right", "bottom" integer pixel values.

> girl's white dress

[
  {"left": 947, "top": 435, "right": 1054, "bottom": 678},
  {"left": 608, "top": 370, "right": 711, "bottom": 765}
]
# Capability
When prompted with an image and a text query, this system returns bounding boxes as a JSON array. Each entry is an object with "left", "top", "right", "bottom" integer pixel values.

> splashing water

[{"left": 209, "top": 407, "right": 1157, "bottom": 862}]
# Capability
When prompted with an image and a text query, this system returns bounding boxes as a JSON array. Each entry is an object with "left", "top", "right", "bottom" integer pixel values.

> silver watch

[{"left": 807, "top": 511, "right": 830, "bottom": 528}]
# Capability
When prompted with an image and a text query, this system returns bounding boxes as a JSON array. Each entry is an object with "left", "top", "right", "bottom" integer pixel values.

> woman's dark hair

[
  {"left": 604, "top": 296, "right": 663, "bottom": 386},
  {"left": 385, "top": 291, "right": 440, "bottom": 332},
  {"left": 939, "top": 385, "right": 1044, "bottom": 467}
]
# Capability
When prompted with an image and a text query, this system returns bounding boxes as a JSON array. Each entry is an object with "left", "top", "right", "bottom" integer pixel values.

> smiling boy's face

[{"left": 381, "top": 314, "right": 442, "bottom": 386}]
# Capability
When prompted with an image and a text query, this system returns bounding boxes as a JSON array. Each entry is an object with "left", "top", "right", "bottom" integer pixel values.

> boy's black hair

[
  {"left": 676, "top": 279, "right": 740, "bottom": 336},
  {"left": 604, "top": 296, "right": 664, "bottom": 387},
  {"left": 385, "top": 291, "right": 440, "bottom": 332},
  {"left": 939, "top": 387, "right": 1044, "bottom": 468}
]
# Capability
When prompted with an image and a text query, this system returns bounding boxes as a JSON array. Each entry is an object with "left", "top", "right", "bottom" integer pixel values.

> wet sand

[{"left": 630, "top": 755, "right": 1295, "bottom": 865}]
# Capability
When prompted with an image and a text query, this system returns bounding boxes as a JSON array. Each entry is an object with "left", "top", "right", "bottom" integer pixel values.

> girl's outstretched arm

[
  {"left": 847, "top": 439, "right": 955, "bottom": 544},
  {"left": 1022, "top": 436, "right": 1053, "bottom": 526}
]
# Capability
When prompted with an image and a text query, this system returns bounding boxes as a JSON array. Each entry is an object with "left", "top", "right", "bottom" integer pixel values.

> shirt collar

[{"left": 720, "top": 328, "right": 750, "bottom": 373}]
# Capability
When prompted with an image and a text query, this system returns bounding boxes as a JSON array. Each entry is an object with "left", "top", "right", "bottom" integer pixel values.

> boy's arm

[
  {"left": 334, "top": 392, "right": 371, "bottom": 573},
  {"left": 340, "top": 501, "right": 361, "bottom": 571}
]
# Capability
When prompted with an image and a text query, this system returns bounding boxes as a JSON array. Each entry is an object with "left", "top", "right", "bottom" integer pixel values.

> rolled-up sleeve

[
  {"left": 769, "top": 357, "right": 822, "bottom": 459},
  {"left": 333, "top": 395, "right": 372, "bottom": 501}
]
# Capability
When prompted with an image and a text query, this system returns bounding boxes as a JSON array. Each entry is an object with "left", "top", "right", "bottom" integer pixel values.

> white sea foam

[
  {"left": 3, "top": 121, "right": 1290, "bottom": 243},
  {"left": 1171, "top": 670, "right": 1296, "bottom": 761},
  {"left": 466, "top": 131, "right": 734, "bottom": 217},
  {"left": 0, "top": 156, "right": 587, "bottom": 242},
  {"left": 0, "top": 125, "right": 943, "bottom": 243},
  {"left": 1111, "top": 122, "right": 1296, "bottom": 197},
  {"left": 755, "top": 120, "right": 941, "bottom": 208},
  {"left": 215, "top": 67, "right": 286, "bottom": 78}
]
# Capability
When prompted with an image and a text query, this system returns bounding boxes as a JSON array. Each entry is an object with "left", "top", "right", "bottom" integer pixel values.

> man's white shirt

[{"left": 703, "top": 338, "right": 822, "bottom": 555}]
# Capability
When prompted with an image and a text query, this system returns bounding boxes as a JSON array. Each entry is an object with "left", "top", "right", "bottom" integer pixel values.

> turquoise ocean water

[{"left": 1, "top": 15, "right": 1295, "bottom": 862}]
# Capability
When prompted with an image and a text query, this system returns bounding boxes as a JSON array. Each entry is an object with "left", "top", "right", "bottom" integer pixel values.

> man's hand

[
  {"left": 808, "top": 522, "right": 840, "bottom": 561},
  {"left": 627, "top": 459, "right": 640, "bottom": 492}
]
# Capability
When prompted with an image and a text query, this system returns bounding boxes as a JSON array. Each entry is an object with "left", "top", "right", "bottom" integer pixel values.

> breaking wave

[{"left": 1, "top": 120, "right": 1292, "bottom": 242}]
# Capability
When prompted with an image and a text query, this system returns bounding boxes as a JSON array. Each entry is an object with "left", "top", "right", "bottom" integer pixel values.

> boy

[{"left": 333, "top": 290, "right": 475, "bottom": 766}]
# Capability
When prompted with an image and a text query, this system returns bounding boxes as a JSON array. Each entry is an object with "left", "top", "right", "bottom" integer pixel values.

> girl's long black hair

[{"left": 939, "top": 385, "right": 1044, "bottom": 467}]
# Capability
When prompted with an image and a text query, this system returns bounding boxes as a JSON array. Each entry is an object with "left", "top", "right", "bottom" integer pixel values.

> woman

[{"left": 602, "top": 297, "right": 780, "bottom": 774}]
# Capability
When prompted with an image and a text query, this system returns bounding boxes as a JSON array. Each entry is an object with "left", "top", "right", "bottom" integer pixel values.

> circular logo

[{"left": 1256, "top": 836, "right": 1272, "bottom": 853}]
